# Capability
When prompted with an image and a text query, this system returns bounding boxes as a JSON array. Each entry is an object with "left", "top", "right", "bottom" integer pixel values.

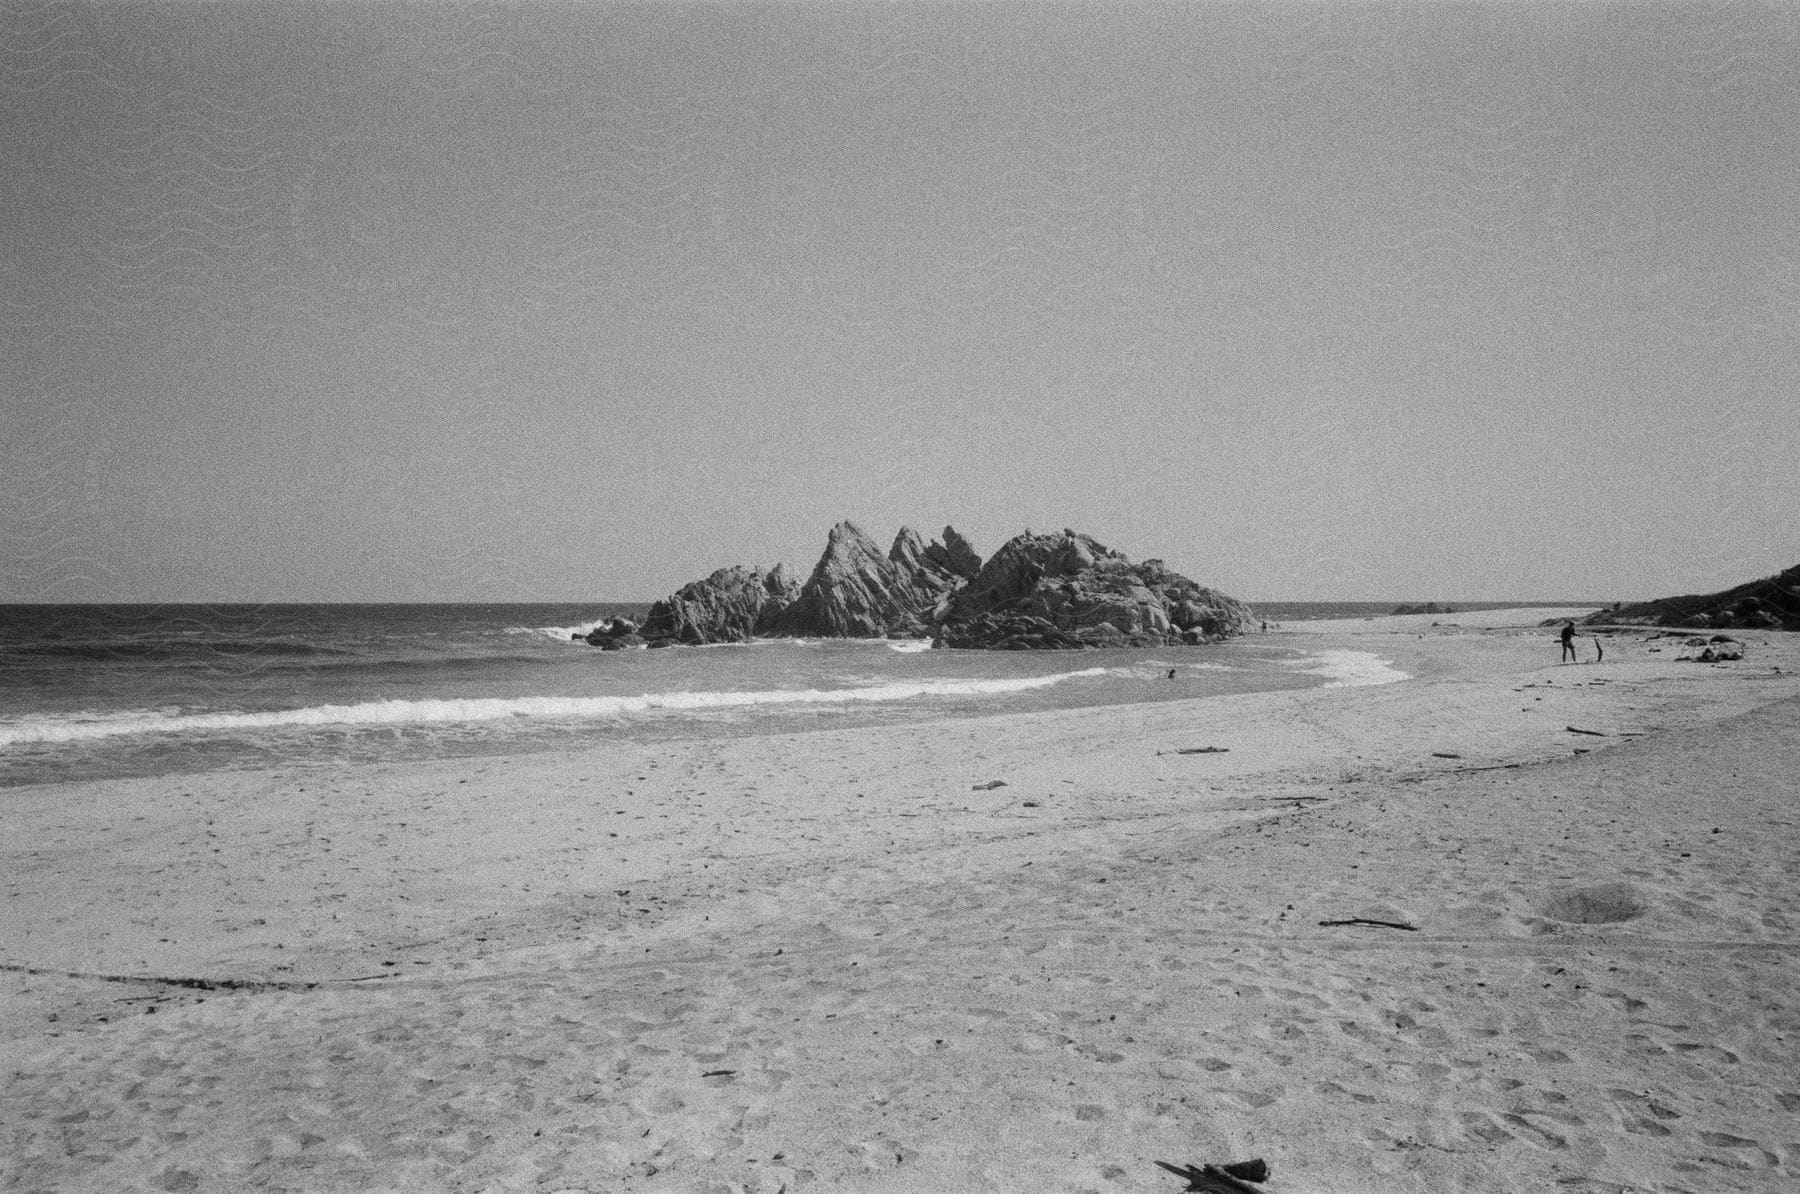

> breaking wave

[{"left": 0, "top": 668, "right": 1113, "bottom": 747}]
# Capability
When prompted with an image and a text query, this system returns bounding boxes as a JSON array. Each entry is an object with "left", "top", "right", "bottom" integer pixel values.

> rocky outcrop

[
  {"left": 633, "top": 564, "right": 801, "bottom": 646},
  {"left": 938, "top": 529, "right": 1255, "bottom": 649},
  {"left": 1678, "top": 635, "right": 1745, "bottom": 662},
  {"left": 604, "top": 522, "right": 1254, "bottom": 650},
  {"left": 583, "top": 616, "right": 647, "bottom": 650},
  {"left": 1585, "top": 563, "right": 1800, "bottom": 631},
  {"left": 769, "top": 522, "right": 970, "bottom": 638}
]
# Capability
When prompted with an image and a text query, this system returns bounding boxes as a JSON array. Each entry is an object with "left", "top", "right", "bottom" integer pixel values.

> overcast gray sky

[{"left": 5, "top": 1, "right": 1796, "bottom": 603}]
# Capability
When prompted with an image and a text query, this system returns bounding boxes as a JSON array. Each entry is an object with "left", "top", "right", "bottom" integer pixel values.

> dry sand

[{"left": 4, "top": 611, "right": 1798, "bottom": 1193}]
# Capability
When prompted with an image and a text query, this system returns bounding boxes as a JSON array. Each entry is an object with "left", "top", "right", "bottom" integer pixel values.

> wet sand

[{"left": 4, "top": 611, "right": 1798, "bottom": 1192}]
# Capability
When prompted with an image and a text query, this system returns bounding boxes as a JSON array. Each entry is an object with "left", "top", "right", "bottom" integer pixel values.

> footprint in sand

[
  {"left": 1317, "top": 1080, "right": 1379, "bottom": 1104},
  {"left": 851, "top": 1137, "right": 918, "bottom": 1172},
  {"left": 1696, "top": 1132, "right": 1783, "bottom": 1169},
  {"left": 1074, "top": 1042, "right": 1126, "bottom": 1064},
  {"left": 1499, "top": 1111, "right": 1568, "bottom": 1150},
  {"left": 1607, "top": 1088, "right": 1682, "bottom": 1137},
  {"left": 1012, "top": 1031, "right": 1073, "bottom": 1054},
  {"left": 1671, "top": 1041, "right": 1740, "bottom": 1065},
  {"left": 1458, "top": 1110, "right": 1516, "bottom": 1146}
]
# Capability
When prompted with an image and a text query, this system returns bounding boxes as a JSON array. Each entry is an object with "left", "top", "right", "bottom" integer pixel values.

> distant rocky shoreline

[
  {"left": 1583, "top": 562, "right": 1800, "bottom": 632},
  {"left": 584, "top": 523, "right": 1255, "bottom": 650}
]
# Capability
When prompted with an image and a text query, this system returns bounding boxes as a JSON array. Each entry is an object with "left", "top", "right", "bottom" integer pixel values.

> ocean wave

[
  {"left": 0, "top": 668, "right": 1114, "bottom": 747},
  {"left": 514, "top": 620, "right": 614, "bottom": 642}
]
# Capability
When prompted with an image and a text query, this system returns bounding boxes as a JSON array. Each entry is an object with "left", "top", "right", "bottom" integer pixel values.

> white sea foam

[
  {"left": 513, "top": 620, "right": 610, "bottom": 641},
  {"left": 1292, "top": 649, "right": 1410, "bottom": 688},
  {"left": 0, "top": 668, "right": 1113, "bottom": 747},
  {"left": 885, "top": 639, "right": 934, "bottom": 653}
]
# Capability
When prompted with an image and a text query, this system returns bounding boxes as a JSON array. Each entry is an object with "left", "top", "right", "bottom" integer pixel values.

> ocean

[{"left": 0, "top": 604, "right": 1405, "bottom": 789}]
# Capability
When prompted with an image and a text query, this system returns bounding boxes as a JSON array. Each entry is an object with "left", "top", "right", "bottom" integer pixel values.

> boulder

[
  {"left": 938, "top": 612, "right": 1086, "bottom": 650},
  {"left": 937, "top": 529, "right": 1254, "bottom": 648},
  {"left": 582, "top": 615, "right": 641, "bottom": 646},
  {"left": 634, "top": 565, "right": 800, "bottom": 646}
]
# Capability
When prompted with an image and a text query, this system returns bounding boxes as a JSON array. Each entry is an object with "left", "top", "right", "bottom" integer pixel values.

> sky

[{"left": 4, "top": 0, "right": 1797, "bottom": 604}]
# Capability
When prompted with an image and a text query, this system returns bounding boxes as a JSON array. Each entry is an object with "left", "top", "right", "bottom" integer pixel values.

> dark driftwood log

[
  {"left": 1154, "top": 1159, "right": 1269, "bottom": 1191},
  {"left": 1319, "top": 917, "right": 1419, "bottom": 931},
  {"left": 0, "top": 962, "right": 320, "bottom": 993}
]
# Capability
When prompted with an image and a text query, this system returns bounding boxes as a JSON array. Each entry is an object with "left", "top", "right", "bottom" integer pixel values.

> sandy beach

[{"left": 4, "top": 610, "right": 1798, "bottom": 1193}]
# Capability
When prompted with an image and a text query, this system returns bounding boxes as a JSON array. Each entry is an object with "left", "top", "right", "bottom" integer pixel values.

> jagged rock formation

[
  {"left": 1585, "top": 563, "right": 1800, "bottom": 631},
  {"left": 624, "top": 564, "right": 801, "bottom": 646},
  {"left": 937, "top": 529, "right": 1254, "bottom": 649},
  {"left": 770, "top": 522, "right": 968, "bottom": 638},
  {"left": 609, "top": 522, "right": 1254, "bottom": 649}
]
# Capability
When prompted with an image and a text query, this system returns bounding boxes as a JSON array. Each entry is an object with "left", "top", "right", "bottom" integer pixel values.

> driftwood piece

[
  {"left": 971, "top": 779, "right": 1007, "bottom": 790},
  {"left": 1565, "top": 726, "right": 1607, "bottom": 736},
  {"left": 1155, "top": 1159, "right": 1269, "bottom": 1191},
  {"left": 0, "top": 962, "right": 318, "bottom": 993},
  {"left": 1174, "top": 746, "right": 1229, "bottom": 754},
  {"left": 1319, "top": 917, "right": 1419, "bottom": 932}
]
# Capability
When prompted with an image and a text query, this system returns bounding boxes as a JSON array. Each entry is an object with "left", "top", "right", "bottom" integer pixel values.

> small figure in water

[
  {"left": 1166, "top": 668, "right": 1176, "bottom": 679},
  {"left": 1260, "top": 620, "right": 1268, "bottom": 633},
  {"left": 1560, "top": 621, "right": 1578, "bottom": 662}
]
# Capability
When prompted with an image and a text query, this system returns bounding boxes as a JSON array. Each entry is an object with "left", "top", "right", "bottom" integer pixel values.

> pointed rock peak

[
  {"left": 821, "top": 520, "right": 886, "bottom": 561},
  {"left": 764, "top": 562, "right": 797, "bottom": 595},
  {"left": 798, "top": 521, "right": 895, "bottom": 596},
  {"left": 928, "top": 526, "right": 982, "bottom": 579},
  {"left": 889, "top": 526, "right": 929, "bottom": 570}
]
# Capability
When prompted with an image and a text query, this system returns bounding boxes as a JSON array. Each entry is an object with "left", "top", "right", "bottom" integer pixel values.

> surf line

[{"left": 0, "top": 668, "right": 1116, "bottom": 747}]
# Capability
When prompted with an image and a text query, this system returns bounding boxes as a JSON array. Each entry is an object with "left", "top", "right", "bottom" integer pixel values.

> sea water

[{"left": 0, "top": 604, "right": 1398, "bottom": 788}]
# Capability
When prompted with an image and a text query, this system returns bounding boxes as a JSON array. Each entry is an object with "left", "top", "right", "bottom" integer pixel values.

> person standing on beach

[{"left": 1560, "top": 621, "right": 1578, "bottom": 662}]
